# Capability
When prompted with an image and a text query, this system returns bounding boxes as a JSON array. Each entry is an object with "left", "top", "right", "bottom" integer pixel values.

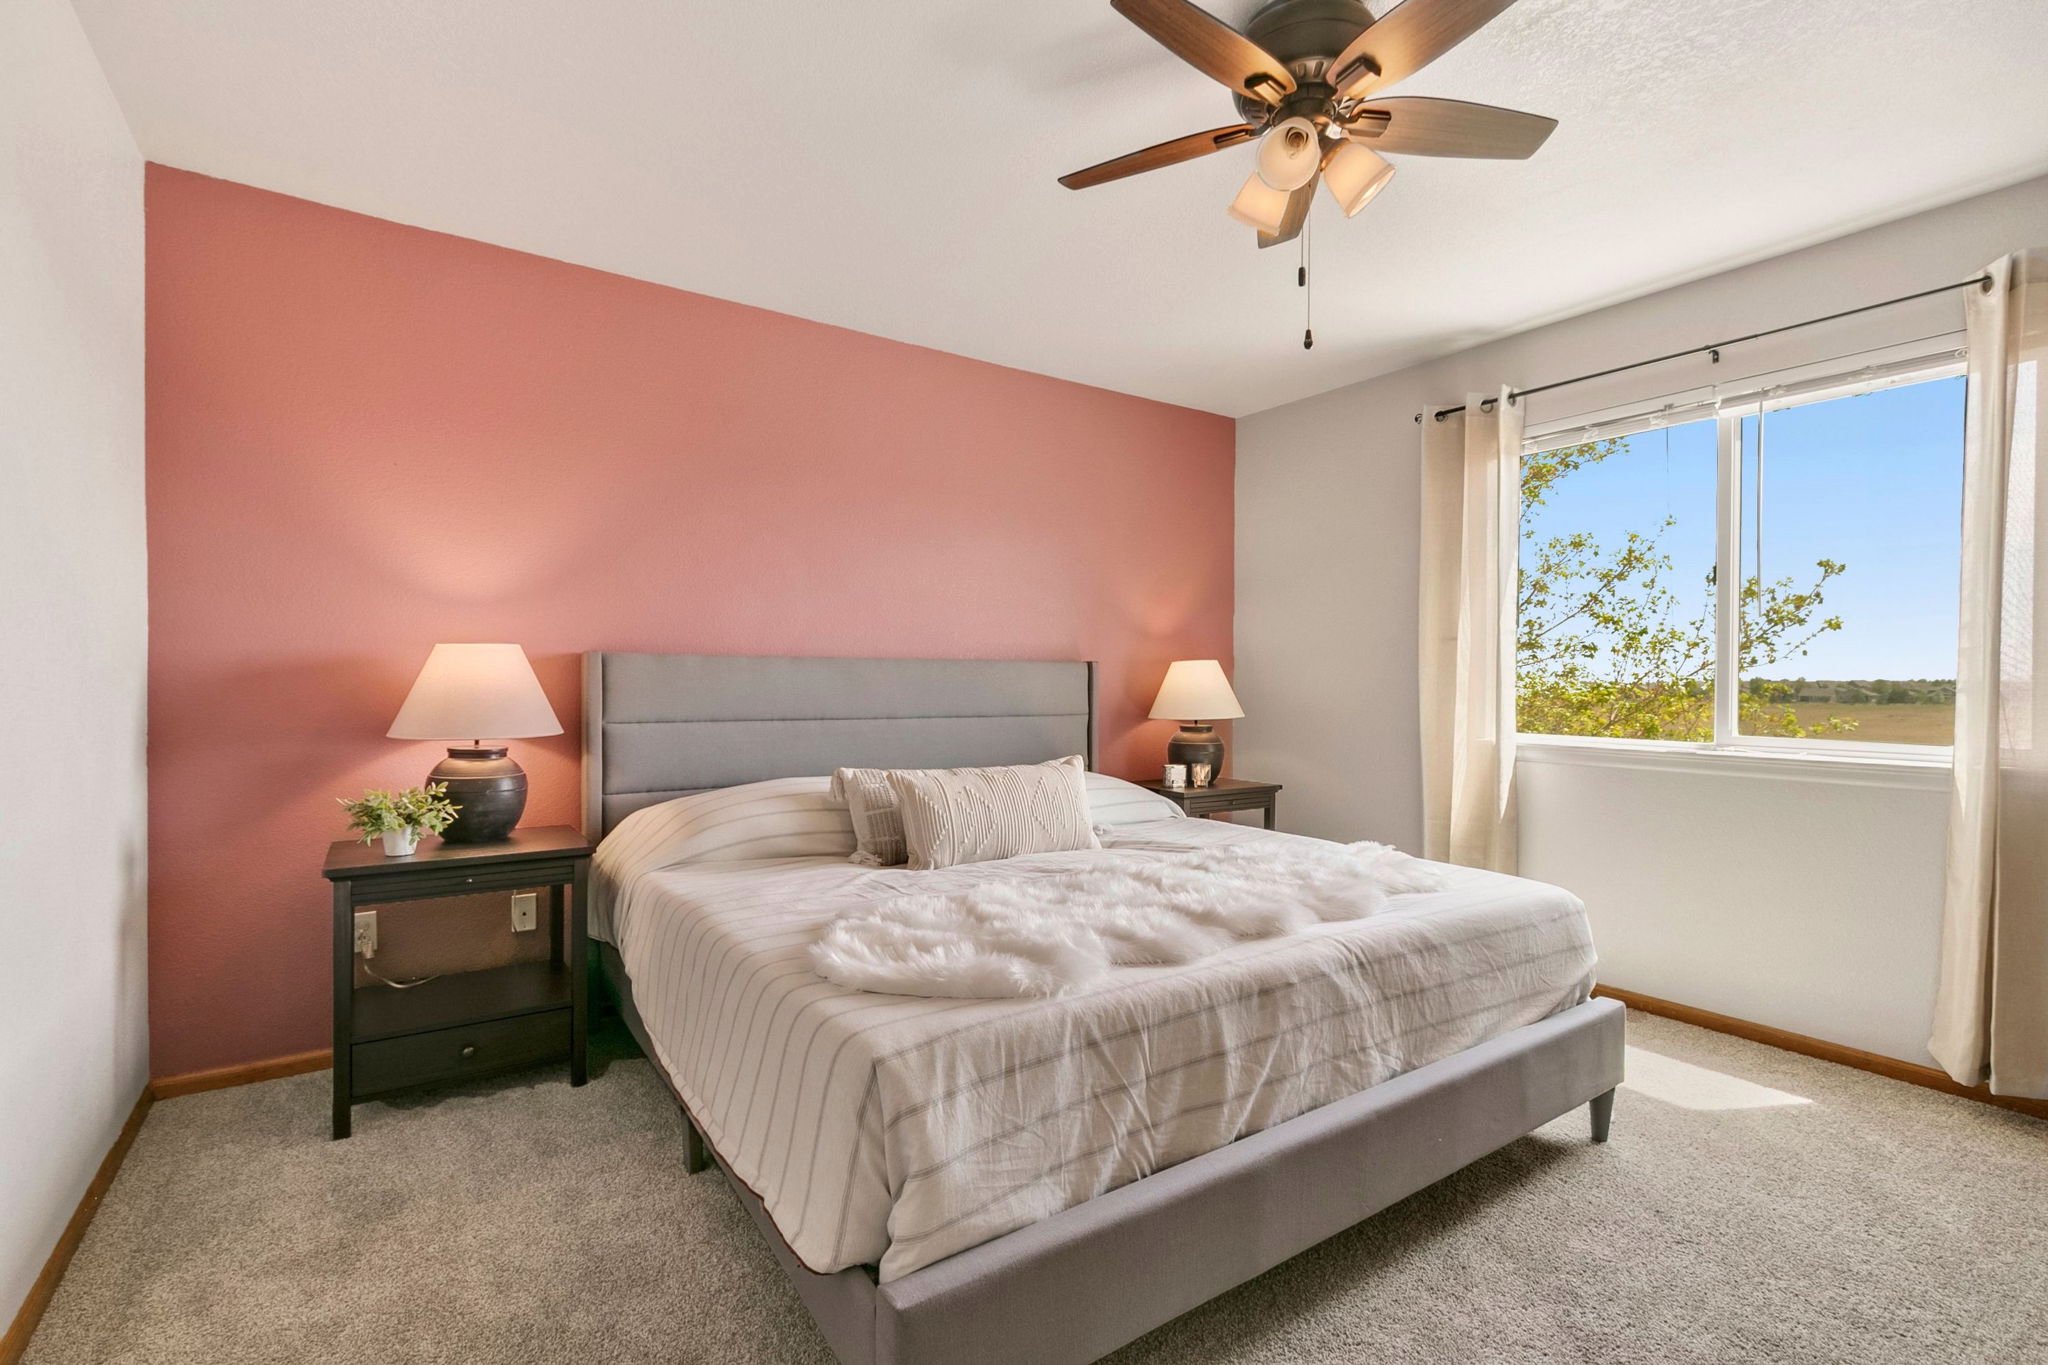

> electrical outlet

[
  {"left": 353, "top": 910, "right": 377, "bottom": 959},
  {"left": 510, "top": 891, "right": 538, "bottom": 933}
]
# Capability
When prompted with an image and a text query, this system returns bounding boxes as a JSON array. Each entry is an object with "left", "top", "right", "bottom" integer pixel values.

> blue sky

[{"left": 1521, "top": 374, "right": 1965, "bottom": 681}]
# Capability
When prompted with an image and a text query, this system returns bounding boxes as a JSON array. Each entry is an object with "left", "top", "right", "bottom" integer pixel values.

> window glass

[
  {"left": 1735, "top": 376, "right": 1964, "bottom": 745},
  {"left": 1518, "top": 419, "right": 1719, "bottom": 740}
]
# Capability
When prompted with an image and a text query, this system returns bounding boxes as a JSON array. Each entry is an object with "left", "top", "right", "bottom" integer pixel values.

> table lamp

[
  {"left": 387, "top": 643, "right": 563, "bottom": 843},
  {"left": 1149, "top": 660, "right": 1244, "bottom": 786}
]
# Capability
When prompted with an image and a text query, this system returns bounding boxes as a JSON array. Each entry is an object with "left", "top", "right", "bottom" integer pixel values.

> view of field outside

[{"left": 1517, "top": 374, "right": 1966, "bottom": 746}]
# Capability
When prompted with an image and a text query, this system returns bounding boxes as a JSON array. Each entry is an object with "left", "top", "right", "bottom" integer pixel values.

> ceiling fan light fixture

[
  {"left": 1227, "top": 171, "right": 1291, "bottom": 234},
  {"left": 1323, "top": 140, "right": 1396, "bottom": 217},
  {"left": 1255, "top": 116, "right": 1320, "bottom": 191}
]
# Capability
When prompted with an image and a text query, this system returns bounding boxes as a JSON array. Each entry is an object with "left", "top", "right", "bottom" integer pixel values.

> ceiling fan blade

[
  {"left": 1344, "top": 97, "right": 1556, "bottom": 158},
  {"left": 1111, "top": 0, "right": 1297, "bottom": 105},
  {"left": 1257, "top": 177, "right": 1316, "bottom": 249},
  {"left": 1059, "top": 124, "right": 1258, "bottom": 190},
  {"left": 1327, "top": 0, "right": 1521, "bottom": 99}
]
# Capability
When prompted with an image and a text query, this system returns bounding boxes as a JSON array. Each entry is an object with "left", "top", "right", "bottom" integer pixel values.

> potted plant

[{"left": 337, "top": 783, "right": 461, "bottom": 857}]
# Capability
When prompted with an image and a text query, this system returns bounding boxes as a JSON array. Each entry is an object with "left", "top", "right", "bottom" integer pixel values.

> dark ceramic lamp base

[
  {"left": 1167, "top": 725, "right": 1225, "bottom": 786},
  {"left": 428, "top": 745, "right": 527, "bottom": 843}
]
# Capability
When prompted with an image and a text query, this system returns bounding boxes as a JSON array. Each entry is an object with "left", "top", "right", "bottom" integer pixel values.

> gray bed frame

[{"left": 582, "top": 652, "right": 1624, "bottom": 1365}]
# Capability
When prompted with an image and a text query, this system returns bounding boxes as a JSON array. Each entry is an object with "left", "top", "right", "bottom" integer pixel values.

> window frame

[{"left": 1514, "top": 349, "right": 1966, "bottom": 768}]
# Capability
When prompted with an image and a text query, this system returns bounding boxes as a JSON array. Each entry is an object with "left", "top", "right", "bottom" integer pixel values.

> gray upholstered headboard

[{"left": 582, "top": 653, "right": 1097, "bottom": 838}]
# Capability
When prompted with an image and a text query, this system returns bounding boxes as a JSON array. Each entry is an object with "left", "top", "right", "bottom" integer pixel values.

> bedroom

[{"left": 4, "top": 0, "right": 2046, "bottom": 1362}]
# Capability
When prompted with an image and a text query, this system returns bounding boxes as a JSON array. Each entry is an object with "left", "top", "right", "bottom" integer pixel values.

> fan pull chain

[{"left": 1300, "top": 216, "right": 1314, "bottom": 350}]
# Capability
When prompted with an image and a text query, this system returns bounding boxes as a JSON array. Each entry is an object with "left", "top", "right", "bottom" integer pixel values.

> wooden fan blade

[
  {"left": 1059, "top": 124, "right": 1258, "bottom": 190},
  {"left": 1345, "top": 97, "right": 1556, "bottom": 159},
  {"left": 1112, "top": 0, "right": 1297, "bottom": 105},
  {"left": 1257, "top": 177, "right": 1315, "bottom": 249},
  {"left": 1327, "top": 0, "right": 1521, "bottom": 99}
]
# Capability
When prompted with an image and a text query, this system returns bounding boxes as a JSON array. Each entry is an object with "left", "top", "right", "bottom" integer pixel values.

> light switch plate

[
  {"left": 353, "top": 910, "right": 377, "bottom": 958},
  {"left": 511, "top": 891, "right": 539, "bottom": 933}
]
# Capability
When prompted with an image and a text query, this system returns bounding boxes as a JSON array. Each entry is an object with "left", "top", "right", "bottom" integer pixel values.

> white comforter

[{"left": 598, "top": 818, "right": 1596, "bottom": 1282}]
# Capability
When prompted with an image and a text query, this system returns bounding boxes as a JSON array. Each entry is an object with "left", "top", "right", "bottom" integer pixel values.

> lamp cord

[{"left": 362, "top": 963, "right": 442, "bottom": 991}]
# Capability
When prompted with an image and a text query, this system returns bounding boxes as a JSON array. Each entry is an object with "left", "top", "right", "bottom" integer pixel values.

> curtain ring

[
  {"left": 1479, "top": 397, "right": 1497, "bottom": 413},
  {"left": 1433, "top": 410, "right": 1448, "bottom": 423},
  {"left": 1980, "top": 274, "right": 1995, "bottom": 293}
]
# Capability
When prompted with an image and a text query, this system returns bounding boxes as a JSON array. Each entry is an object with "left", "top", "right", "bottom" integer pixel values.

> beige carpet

[{"left": 24, "top": 1011, "right": 2048, "bottom": 1365}]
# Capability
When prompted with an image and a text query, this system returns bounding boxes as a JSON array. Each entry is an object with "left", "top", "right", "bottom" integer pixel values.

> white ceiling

[{"left": 72, "top": 0, "right": 2048, "bottom": 417}]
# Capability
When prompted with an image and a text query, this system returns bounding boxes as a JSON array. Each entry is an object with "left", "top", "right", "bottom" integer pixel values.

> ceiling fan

[{"left": 1059, "top": 0, "right": 1555, "bottom": 248}]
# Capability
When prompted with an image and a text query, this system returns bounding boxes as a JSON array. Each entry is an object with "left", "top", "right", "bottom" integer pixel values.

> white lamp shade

[
  {"left": 387, "top": 643, "right": 564, "bottom": 741},
  {"left": 1323, "top": 140, "right": 1395, "bottom": 217},
  {"left": 1227, "top": 173, "right": 1291, "bottom": 234},
  {"left": 1256, "top": 117, "right": 1320, "bottom": 192},
  {"left": 1149, "top": 660, "right": 1245, "bottom": 722}
]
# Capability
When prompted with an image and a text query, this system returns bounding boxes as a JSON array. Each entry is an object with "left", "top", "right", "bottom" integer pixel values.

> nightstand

[
  {"left": 1139, "top": 777, "right": 1282, "bottom": 830},
  {"left": 322, "top": 826, "right": 593, "bottom": 1139}
]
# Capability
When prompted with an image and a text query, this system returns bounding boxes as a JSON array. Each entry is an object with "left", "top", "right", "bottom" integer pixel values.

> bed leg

[
  {"left": 683, "top": 1117, "right": 710, "bottom": 1174},
  {"left": 1589, "top": 1088, "right": 1616, "bottom": 1144}
]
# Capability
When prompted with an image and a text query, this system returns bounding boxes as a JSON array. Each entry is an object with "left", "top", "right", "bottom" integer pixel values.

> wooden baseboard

[
  {"left": 1594, "top": 984, "right": 2048, "bottom": 1122},
  {"left": 149, "top": 1048, "right": 332, "bottom": 1100},
  {"left": 0, "top": 1088, "right": 153, "bottom": 1365}
]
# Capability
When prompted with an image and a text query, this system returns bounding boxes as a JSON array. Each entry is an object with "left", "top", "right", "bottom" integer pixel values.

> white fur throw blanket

[{"left": 810, "top": 841, "right": 1448, "bottom": 999}]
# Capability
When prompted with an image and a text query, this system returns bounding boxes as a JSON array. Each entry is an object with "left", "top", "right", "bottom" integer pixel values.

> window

[{"left": 1517, "top": 359, "right": 1965, "bottom": 753}]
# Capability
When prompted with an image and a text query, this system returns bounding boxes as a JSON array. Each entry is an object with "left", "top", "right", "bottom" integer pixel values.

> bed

[{"left": 582, "top": 652, "right": 1623, "bottom": 1365}]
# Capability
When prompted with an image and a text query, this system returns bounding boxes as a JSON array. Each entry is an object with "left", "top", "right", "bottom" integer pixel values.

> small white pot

[{"left": 380, "top": 828, "right": 421, "bottom": 857}]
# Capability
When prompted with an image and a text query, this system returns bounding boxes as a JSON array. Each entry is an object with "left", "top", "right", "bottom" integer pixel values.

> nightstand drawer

[
  {"left": 345, "top": 859, "right": 579, "bottom": 905},
  {"left": 1182, "top": 791, "right": 1268, "bottom": 813},
  {"left": 351, "top": 1008, "right": 570, "bottom": 1097}
]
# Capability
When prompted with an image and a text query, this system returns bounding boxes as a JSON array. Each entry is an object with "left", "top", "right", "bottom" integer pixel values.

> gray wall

[
  {"left": 1235, "top": 172, "right": 2048, "bottom": 1064},
  {"left": 0, "top": 0, "right": 148, "bottom": 1324}
]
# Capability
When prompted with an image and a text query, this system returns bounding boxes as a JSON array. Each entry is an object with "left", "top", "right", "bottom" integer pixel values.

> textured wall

[
  {"left": 0, "top": 0, "right": 148, "bottom": 1327},
  {"left": 146, "top": 167, "right": 1234, "bottom": 1075}
]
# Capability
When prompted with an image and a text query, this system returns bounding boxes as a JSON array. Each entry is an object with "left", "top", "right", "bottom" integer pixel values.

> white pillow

[
  {"left": 590, "top": 777, "right": 855, "bottom": 947},
  {"left": 1084, "top": 771, "right": 1187, "bottom": 827},
  {"left": 596, "top": 776, "right": 855, "bottom": 874},
  {"left": 886, "top": 756, "right": 1100, "bottom": 871},
  {"left": 832, "top": 767, "right": 908, "bottom": 867}
]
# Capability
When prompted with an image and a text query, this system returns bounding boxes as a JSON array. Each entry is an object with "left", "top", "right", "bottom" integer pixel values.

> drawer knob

[{"left": 460, "top": 1044, "right": 477, "bottom": 1059}]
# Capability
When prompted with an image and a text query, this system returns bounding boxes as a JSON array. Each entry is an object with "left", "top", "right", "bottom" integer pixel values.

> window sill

[{"left": 1514, "top": 734, "right": 1952, "bottom": 791}]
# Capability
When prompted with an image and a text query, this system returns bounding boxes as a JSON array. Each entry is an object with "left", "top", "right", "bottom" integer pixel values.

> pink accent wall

[{"left": 144, "top": 166, "right": 1235, "bottom": 1077}]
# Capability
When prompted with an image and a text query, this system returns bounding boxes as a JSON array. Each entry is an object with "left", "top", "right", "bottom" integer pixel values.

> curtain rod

[{"left": 1414, "top": 273, "right": 1993, "bottom": 424}]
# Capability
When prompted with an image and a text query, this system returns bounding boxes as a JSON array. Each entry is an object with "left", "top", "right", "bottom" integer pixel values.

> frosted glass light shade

[
  {"left": 1323, "top": 140, "right": 1395, "bottom": 217},
  {"left": 1149, "top": 660, "right": 1245, "bottom": 721},
  {"left": 1256, "top": 117, "right": 1320, "bottom": 191},
  {"left": 1227, "top": 173, "right": 1291, "bottom": 234},
  {"left": 387, "top": 643, "right": 563, "bottom": 741}
]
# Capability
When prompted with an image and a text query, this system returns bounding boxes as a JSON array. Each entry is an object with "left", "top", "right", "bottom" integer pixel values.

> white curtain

[
  {"left": 1931, "top": 250, "right": 2048, "bottom": 1098},
  {"left": 1419, "top": 387, "right": 1522, "bottom": 872}
]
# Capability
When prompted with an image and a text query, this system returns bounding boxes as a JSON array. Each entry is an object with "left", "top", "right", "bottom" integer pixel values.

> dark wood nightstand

[
  {"left": 1139, "top": 777, "right": 1282, "bottom": 830},
  {"left": 321, "top": 826, "right": 593, "bottom": 1139}
]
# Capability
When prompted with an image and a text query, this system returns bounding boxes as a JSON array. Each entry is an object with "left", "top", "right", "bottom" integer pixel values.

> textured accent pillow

[
  {"left": 1083, "top": 771, "right": 1187, "bottom": 827},
  {"left": 832, "top": 767, "right": 907, "bottom": 867},
  {"left": 886, "top": 756, "right": 1101, "bottom": 871}
]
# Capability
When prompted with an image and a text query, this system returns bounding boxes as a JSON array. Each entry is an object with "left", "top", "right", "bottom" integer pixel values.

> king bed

[{"left": 582, "top": 652, "right": 1624, "bottom": 1365}]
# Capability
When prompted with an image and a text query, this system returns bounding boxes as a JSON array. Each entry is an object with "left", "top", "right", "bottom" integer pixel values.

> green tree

[{"left": 1516, "top": 438, "right": 1852, "bottom": 741}]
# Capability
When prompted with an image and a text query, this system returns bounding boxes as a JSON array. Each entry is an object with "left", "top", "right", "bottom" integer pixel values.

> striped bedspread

[{"left": 597, "top": 818, "right": 1597, "bottom": 1282}]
